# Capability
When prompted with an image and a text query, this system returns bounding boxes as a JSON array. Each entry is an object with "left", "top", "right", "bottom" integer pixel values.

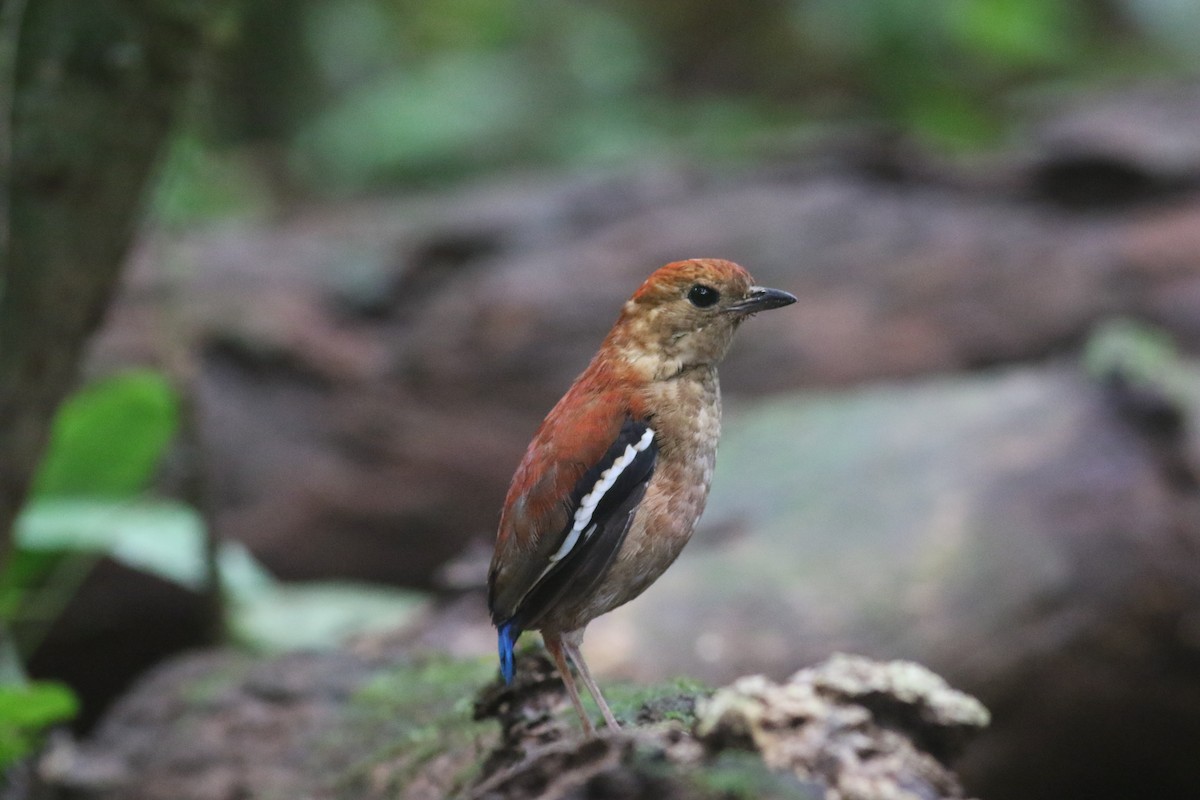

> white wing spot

[{"left": 547, "top": 426, "right": 655, "bottom": 564}]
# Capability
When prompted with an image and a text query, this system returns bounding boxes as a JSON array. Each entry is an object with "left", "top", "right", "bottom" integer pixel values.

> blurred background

[{"left": 4, "top": 0, "right": 1200, "bottom": 798}]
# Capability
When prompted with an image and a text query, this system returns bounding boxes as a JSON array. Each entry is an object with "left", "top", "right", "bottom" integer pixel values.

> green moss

[
  {"left": 352, "top": 654, "right": 495, "bottom": 715},
  {"left": 177, "top": 659, "right": 255, "bottom": 707},
  {"left": 587, "top": 675, "right": 712, "bottom": 725},
  {"left": 323, "top": 654, "right": 499, "bottom": 798}
]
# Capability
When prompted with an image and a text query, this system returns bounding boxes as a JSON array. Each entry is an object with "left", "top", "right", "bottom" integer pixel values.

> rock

[
  {"left": 81, "top": 83, "right": 1200, "bottom": 589},
  {"left": 583, "top": 360, "right": 1200, "bottom": 800},
  {"left": 46, "top": 342, "right": 1200, "bottom": 799},
  {"left": 21, "top": 558, "right": 215, "bottom": 731},
  {"left": 1026, "top": 82, "right": 1200, "bottom": 204},
  {"left": 36, "top": 647, "right": 492, "bottom": 800}
]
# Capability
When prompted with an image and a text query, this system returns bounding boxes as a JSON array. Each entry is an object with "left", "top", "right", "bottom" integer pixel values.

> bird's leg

[
  {"left": 544, "top": 633, "right": 595, "bottom": 736},
  {"left": 562, "top": 634, "right": 620, "bottom": 731}
]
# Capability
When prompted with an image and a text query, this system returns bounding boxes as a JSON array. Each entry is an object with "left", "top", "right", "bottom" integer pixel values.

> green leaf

[
  {"left": 0, "top": 682, "right": 78, "bottom": 727},
  {"left": 230, "top": 582, "right": 428, "bottom": 652},
  {"left": 0, "top": 544, "right": 97, "bottom": 662},
  {"left": 31, "top": 370, "right": 180, "bottom": 499},
  {"left": 14, "top": 500, "right": 206, "bottom": 590},
  {"left": 10, "top": 500, "right": 426, "bottom": 655},
  {"left": 0, "top": 547, "right": 67, "bottom": 621},
  {"left": 0, "top": 681, "right": 78, "bottom": 770},
  {"left": 1084, "top": 318, "right": 1180, "bottom": 386}
]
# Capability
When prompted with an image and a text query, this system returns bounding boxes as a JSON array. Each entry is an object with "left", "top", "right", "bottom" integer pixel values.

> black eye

[{"left": 687, "top": 284, "right": 720, "bottom": 308}]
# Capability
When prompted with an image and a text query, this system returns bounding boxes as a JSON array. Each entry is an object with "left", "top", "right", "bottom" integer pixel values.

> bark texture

[{"left": 0, "top": 0, "right": 218, "bottom": 566}]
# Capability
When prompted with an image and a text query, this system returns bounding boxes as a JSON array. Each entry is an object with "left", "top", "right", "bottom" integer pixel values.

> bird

[{"left": 486, "top": 258, "right": 796, "bottom": 735}]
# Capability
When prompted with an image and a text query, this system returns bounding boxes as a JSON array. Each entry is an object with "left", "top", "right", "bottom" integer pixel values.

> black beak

[{"left": 726, "top": 285, "right": 797, "bottom": 316}]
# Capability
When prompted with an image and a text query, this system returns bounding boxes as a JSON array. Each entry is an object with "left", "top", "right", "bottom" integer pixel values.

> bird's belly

[{"left": 540, "top": 444, "right": 715, "bottom": 633}]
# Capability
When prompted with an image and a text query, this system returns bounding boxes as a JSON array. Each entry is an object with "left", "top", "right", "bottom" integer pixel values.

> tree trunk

[{"left": 0, "top": 0, "right": 219, "bottom": 568}]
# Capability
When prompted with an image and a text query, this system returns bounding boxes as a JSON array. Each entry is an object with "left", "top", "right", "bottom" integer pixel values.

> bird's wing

[{"left": 488, "top": 395, "right": 658, "bottom": 633}]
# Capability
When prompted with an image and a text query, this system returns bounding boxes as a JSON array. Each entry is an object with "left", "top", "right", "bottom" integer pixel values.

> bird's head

[{"left": 606, "top": 259, "right": 796, "bottom": 379}]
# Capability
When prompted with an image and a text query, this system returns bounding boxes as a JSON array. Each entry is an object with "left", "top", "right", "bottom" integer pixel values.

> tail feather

[{"left": 497, "top": 622, "right": 519, "bottom": 684}]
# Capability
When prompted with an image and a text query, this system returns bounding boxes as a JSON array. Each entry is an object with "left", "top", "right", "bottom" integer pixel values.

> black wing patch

[{"left": 504, "top": 418, "right": 658, "bottom": 631}]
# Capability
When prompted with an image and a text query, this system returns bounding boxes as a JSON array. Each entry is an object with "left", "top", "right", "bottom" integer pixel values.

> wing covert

[{"left": 489, "top": 417, "right": 658, "bottom": 632}]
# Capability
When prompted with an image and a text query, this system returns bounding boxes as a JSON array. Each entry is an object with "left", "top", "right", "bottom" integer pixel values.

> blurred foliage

[
  {"left": 232, "top": 581, "right": 427, "bottom": 652},
  {"left": 1084, "top": 318, "right": 1191, "bottom": 402},
  {"left": 155, "top": 0, "right": 1200, "bottom": 216},
  {"left": 0, "top": 681, "right": 78, "bottom": 772},
  {"left": 6, "top": 496, "right": 426, "bottom": 658},
  {"left": 151, "top": 135, "right": 275, "bottom": 227},
  {"left": 12, "top": 501, "right": 207, "bottom": 596},
  {"left": 1, "top": 370, "right": 425, "bottom": 766},
  {"left": 3, "top": 370, "right": 184, "bottom": 668},
  {"left": 4, "top": 365, "right": 425, "bottom": 656},
  {"left": 0, "top": 367, "right": 173, "bottom": 771},
  {"left": 30, "top": 371, "right": 179, "bottom": 499}
]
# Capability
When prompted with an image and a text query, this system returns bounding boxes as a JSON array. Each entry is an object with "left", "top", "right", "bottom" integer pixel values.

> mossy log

[{"left": 36, "top": 646, "right": 987, "bottom": 800}]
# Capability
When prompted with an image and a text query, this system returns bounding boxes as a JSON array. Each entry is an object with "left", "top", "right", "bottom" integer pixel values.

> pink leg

[
  {"left": 544, "top": 633, "right": 595, "bottom": 735},
  {"left": 562, "top": 634, "right": 620, "bottom": 731}
]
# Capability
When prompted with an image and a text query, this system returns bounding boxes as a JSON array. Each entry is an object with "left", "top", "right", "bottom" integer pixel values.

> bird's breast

[
  {"left": 545, "top": 370, "right": 721, "bottom": 632},
  {"left": 633, "top": 367, "right": 721, "bottom": 554}
]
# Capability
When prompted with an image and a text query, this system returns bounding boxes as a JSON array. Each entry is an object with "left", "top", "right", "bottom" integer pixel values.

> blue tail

[{"left": 497, "top": 622, "right": 520, "bottom": 684}]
